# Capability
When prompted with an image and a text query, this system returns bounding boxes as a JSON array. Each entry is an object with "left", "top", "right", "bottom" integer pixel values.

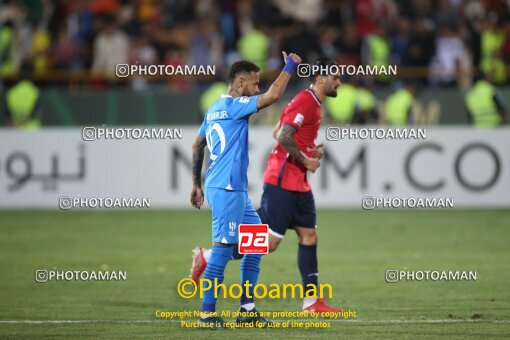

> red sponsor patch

[{"left": 238, "top": 224, "right": 269, "bottom": 254}]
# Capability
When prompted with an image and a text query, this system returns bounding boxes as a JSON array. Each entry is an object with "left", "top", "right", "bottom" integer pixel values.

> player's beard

[
  {"left": 324, "top": 82, "right": 339, "bottom": 97},
  {"left": 326, "top": 87, "right": 338, "bottom": 97},
  {"left": 242, "top": 86, "right": 258, "bottom": 97}
]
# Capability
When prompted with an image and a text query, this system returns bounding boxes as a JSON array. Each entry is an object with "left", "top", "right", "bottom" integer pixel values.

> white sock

[
  {"left": 203, "top": 248, "right": 211, "bottom": 262},
  {"left": 303, "top": 298, "right": 318, "bottom": 309},
  {"left": 241, "top": 302, "right": 255, "bottom": 311}
]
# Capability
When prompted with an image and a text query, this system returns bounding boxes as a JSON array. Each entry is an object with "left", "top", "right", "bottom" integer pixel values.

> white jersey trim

[{"left": 268, "top": 227, "right": 285, "bottom": 239}]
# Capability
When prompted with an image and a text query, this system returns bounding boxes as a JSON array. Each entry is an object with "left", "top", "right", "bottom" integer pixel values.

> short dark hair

[
  {"left": 310, "top": 57, "right": 338, "bottom": 83},
  {"left": 228, "top": 61, "right": 260, "bottom": 83}
]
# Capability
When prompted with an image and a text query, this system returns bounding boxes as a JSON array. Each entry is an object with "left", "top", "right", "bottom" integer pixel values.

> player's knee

[
  {"left": 299, "top": 231, "right": 317, "bottom": 245},
  {"left": 268, "top": 236, "right": 281, "bottom": 253}
]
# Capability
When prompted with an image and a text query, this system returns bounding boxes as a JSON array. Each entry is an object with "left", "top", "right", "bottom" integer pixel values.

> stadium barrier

[
  {"left": 0, "top": 127, "right": 508, "bottom": 208},
  {"left": 1, "top": 87, "right": 509, "bottom": 126}
]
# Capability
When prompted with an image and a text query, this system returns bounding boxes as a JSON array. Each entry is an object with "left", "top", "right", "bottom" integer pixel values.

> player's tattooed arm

[
  {"left": 278, "top": 124, "right": 305, "bottom": 162},
  {"left": 191, "top": 135, "right": 206, "bottom": 187},
  {"left": 257, "top": 73, "right": 291, "bottom": 110},
  {"left": 278, "top": 124, "right": 320, "bottom": 172},
  {"left": 257, "top": 52, "right": 301, "bottom": 110},
  {"left": 190, "top": 135, "right": 207, "bottom": 209}
]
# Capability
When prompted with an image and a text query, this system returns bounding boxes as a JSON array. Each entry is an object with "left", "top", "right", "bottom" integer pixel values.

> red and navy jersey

[{"left": 263, "top": 89, "right": 322, "bottom": 192}]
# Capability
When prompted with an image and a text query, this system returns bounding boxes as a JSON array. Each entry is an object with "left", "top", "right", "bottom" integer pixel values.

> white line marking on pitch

[{"left": 0, "top": 319, "right": 509, "bottom": 324}]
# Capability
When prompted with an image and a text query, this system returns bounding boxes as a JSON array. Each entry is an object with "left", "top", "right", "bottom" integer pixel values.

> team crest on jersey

[
  {"left": 294, "top": 113, "right": 304, "bottom": 126},
  {"left": 239, "top": 96, "right": 249, "bottom": 103},
  {"left": 229, "top": 222, "right": 237, "bottom": 236}
]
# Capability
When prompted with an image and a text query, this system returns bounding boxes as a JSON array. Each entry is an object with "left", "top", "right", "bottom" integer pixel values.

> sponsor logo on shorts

[{"left": 228, "top": 222, "right": 237, "bottom": 237}]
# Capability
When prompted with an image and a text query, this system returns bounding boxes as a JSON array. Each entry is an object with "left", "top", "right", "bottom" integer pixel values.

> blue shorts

[
  {"left": 257, "top": 183, "right": 316, "bottom": 239},
  {"left": 205, "top": 188, "right": 261, "bottom": 244}
]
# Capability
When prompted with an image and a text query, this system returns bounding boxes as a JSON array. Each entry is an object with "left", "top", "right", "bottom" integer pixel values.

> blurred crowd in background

[
  {"left": 1, "top": 0, "right": 509, "bottom": 128},
  {"left": 1, "top": 0, "right": 510, "bottom": 87}
]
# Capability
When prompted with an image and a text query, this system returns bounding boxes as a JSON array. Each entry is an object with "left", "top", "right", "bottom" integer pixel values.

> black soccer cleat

[
  {"left": 235, "top": 307, "right": 273, "bottom": 328},
  {"left": 198, "top": 315, "right": 228, "bottom": 330}
]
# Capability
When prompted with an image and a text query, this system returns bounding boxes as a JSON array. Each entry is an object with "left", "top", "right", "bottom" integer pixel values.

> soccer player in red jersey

[{"left": 258, "top": 57, "right": 342, "bottom": 313}]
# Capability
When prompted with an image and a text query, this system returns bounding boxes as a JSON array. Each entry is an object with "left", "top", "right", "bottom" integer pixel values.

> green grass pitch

[{"left": 1, "top": 209, "right": 509, "bottom": 339}]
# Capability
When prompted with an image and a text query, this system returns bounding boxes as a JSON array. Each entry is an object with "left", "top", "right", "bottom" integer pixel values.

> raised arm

[
  {"left": 277, "top": 124, "right": 320, "bottom": 173},
  {"left": 190, "top": 135, "right": 207, "bottom": 209},
  {"left": 257, "top": 52, "right": 301, "bottom": 110}
]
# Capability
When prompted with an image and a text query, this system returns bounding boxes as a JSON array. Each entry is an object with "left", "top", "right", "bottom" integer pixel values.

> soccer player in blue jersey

[{"left": 190, "top": 52, "right": 301, "bottom": 329}]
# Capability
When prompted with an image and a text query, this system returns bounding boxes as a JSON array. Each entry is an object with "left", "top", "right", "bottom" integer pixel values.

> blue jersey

[{"left": 199, "top": 94, "right": 259, "bottom": 192}]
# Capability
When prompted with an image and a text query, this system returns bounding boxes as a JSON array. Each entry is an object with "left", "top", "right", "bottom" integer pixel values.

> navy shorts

[{"left": 257, "top": 183, "right": 316, "bottom": 239}]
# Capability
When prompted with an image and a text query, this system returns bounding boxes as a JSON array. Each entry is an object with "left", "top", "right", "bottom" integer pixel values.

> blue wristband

[{"left": 282, "top": 55, "right": 298, "bottom": 74}]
